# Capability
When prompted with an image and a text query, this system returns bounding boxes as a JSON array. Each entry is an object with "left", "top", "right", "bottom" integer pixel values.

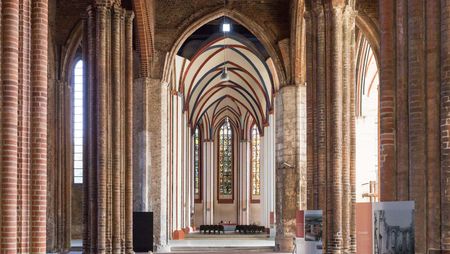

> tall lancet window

[
  {"left": 218, "top": 118, "right": 233, "bottom": 202},
  {"left": 73, "top": 60, "right": 84, "bottom": 184},
  {"left": 194, "top": 127, "right": 202, "bottom": 203},
  {"left": 251, "top": 124, "right": 261, "bottom": 201}
]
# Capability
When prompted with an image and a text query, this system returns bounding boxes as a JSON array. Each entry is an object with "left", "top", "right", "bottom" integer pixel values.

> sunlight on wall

[{"left": 355, "top": 40, "right": 379, "bottom": 203}]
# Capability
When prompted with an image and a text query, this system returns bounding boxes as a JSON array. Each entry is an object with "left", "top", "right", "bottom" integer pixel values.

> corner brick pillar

[
  {"left": 83, "top": 4, "right": 134, "bottom": 253},
  {"left": 305, "top": 2, "right": 356, "bottom": 253},
  {"left": 133, "top": 77, "right": 151, "bottom": 212},
  {"left": 274, "top": 84, "right": 307, "bottom": 252},
  {"left": 132, "top": 77, "right": 170, "bottom": 247},
  {"left": 0, "top": 0, "right": 48, "bottom": 252},
  {"left": 47, "top": 80, "right": 72, "bottom": 253}
]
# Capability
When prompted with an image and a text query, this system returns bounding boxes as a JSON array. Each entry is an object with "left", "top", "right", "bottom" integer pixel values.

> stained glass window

[
  {"left": 194, "top": 127, "right": 202, "bottom": 202},
  {"left": 251, "top": 124, "right": 261, "bottom": 197},
  {"left": 73, "top": 60, "right": 84, "bottom": 184},
  {"left": 218, "top": 118, "right": 233, "bottom": 197}
]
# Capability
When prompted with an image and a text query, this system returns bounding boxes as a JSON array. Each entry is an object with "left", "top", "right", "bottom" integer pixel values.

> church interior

[{"left": 0, "top": 0, "right": 449, "bottom": 253}]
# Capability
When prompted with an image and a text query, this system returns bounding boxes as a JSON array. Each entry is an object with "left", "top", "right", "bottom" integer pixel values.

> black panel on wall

[{"left": 133, "top": 212, "right": 153, "bottom": 252}]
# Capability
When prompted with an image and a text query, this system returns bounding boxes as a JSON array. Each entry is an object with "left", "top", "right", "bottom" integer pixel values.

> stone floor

[{"left": 70, "top": 237, "right": 292, "bottom": 253}]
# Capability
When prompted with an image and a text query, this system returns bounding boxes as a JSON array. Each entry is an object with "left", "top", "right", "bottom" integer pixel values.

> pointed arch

[{"left": 162, "top": 8, "right": 286, "bottom": 88}]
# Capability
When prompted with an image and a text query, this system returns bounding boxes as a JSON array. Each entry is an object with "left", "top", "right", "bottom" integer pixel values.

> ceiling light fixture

[
  {"left": 221, "top": 1, "right": 229, "bottom": 82},
  {"left": 220, "top": 66, "right": 229, "bottom": 81},
  {"left": 222, "top": 23, "right": 231, "bottom": 33}
]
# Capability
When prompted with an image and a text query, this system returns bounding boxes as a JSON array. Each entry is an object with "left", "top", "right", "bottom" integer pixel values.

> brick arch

[
  {"left": 132, "top": 0, "right": 154, "bottom": 78},
  {"left": 60, "top": 21, "right": 83, "bottom": 81},
  {"left": 356, "top": 12, "right": 380, "bottom": 70},
  {"left": 162, "top": 8, "right": 287, "bottom": 89}
]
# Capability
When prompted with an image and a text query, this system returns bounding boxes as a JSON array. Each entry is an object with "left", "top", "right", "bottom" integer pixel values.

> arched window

[
  {"left": 194, "top": 127, "right": 202, "bottom": 203},
  {"left": 218, "top": 118, "right": 233, "bottom": 202},
  {"left": 250, "top": 124, "right": 261, "bottom": 202},
  {"left": 73, "top": 60, "right": 84, "bottom": 184}
]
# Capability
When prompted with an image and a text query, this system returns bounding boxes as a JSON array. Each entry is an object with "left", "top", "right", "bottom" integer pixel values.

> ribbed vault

[{"left": 174, "top": 35, "right": 274, "bottom": 140}]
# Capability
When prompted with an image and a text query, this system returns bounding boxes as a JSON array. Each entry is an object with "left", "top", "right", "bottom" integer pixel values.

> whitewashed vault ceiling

[{"left": 173, "top": 35, "right": 275, "bottom": 139}]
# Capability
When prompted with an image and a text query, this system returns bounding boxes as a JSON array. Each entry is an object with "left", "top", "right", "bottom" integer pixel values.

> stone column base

[{"left": 275, "top": 235, "right": 295, "bottom": 252}]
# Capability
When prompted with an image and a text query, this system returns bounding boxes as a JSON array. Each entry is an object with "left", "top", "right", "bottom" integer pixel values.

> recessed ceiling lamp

[{"left": 222, "top": 23, "right": 231, "bottom": 33}]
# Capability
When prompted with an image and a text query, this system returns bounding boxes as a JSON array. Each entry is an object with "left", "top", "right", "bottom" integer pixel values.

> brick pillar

[
  {"left": 18, "top": 0, "right": 31, "bottom": 251},
  {"left": 275, "top": 84, "right": 306, "bottom": 252},
  {"left": 124, "top": 10, "right": 134, "bottom": 254},
  {"left": 133, "top": 77, "right": 150, "bottom": 212},
  {"left": 441, "top": 0, "right": 450, "bottom": 250},
  {"left": 147, "top": 77, "right": 169, "bottom": 250},
  {"left": 329, "top": 7, "right": 344, "bottom": 252},
  {"left": 30, "top": 0, "right": 49, "bottom": 252},
  {"left": 1, "top": 0, "right": 48, "bottom": 252},
  {"left": 47, "top": 80, "right": 72, "bottom": 253},
  {"left": 111, "top": 7, "right": 122, "bottom": 253},
  {"left": 83, "top": 3, "right": 134, "bottom": 253},
  {"left": 1, "top": 1, "right": 20, "bottom": 251},
  {"left": 305, "top": 2, "right": 355, "bottom": 253}
]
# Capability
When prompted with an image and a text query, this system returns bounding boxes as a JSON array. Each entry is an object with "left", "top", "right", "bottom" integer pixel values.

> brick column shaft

[
  {"left": 1, "top": 0, "right": 48, "bottom": 252},
  {"left": 31, "top": 0, "right": 49, "bottom": 252},
  {"left": 18, "top": 0, "right": 31, "bottom": 251},
  {"left": 111, "top": 6, "right": 122, "bottom": 254},
  {"left": 125, "top": 10, "right": 134, "bottom": 254},
  {"left": 83, "top": 3, "right": 134, "bottom": 253},
  {"left": 1, "top": 0, "right": 20, "bottom": 251},
  {"left": 306, "top": 2, "right": 355, "bottom": 253},
  {"left": 275, "top": 85, "right": 301, "bottom": 252}
]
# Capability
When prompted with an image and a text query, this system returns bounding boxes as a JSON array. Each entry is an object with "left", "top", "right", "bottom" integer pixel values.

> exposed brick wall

[
  {"left": 425, "top": 0, "right": 441, "bottom": 250},
  {"left": 379, "top": 0, "right": 445, "bottom": 252},
  {"left": 154, "top": 0, "right": 289, "bottom": 51},
  {"left": 407, "top": 1, "right": 428, "bottom": 252},
  {"left": 441, "top": 0, "right": 450, "bottom": 250},
  {"left": 379, "top": 0, "right": 397, "bottom": 202}
]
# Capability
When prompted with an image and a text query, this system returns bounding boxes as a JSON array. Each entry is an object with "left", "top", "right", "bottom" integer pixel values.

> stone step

[
  {"left": 167, "top": 246, "right": 276, "bottom": 253},
  {"left": 185, "top": 233, "right": 269, "bottom": 240}
]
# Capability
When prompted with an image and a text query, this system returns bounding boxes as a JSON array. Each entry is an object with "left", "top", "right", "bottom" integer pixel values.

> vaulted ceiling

[{"left": 173, "top": 20, "right": 275, "bottom": 139}]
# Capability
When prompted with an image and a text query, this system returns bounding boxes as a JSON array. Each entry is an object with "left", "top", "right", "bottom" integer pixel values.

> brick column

[
  {"left": 18, "top": 0, "right": 31, "bottom": 251},
  {"left": 306, "top": 2, "right": 355, "bottom": 253},
  {"left": 30, "top": 1, "right": 49, "bottom": 251},
  {"left": 147, "top": 78, "right": 169, "bottom": 250},
  {"left": 329, "top": 7, "right": 344, "bottom": 252},
  {"left": 1, "top": 0, "right": 20, "bottom": 251},
  {"left": 1, "top": 0, "right": 49, "bottom": 252},
  {"left": 133, "top": 77, "right": 151, "bottom": 212},
  {"left": 47, "top": 80, "right": 72, "bottom": 253},
  {"left": 83, "top": 3, "right": 134, "bottom": 253},
  {"left": 124, "top": 10, "right": 134, "bottom": 254},
  {"left": 275, "top": 84, "right": 306, "bottom": 252},
  {"left": 111, "top": 6, "right": 122, "bottom": 253}
]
